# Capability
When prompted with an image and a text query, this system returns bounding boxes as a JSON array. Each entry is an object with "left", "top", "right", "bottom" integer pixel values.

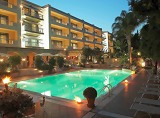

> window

[
  {"left": 71, "top": 43, "right": 78, "bottom": 49},
  {"left": 0, "top": 15, "right": 8, "bottom": 25},
  {"left": 54, "top": 17, "right": 62, "bottom": 24},
  {"left": 71, "top": 23, "right": 77, "bottom": 28},
  {"left": 52, "top": 41, "right": 62, "bottom": 47},
  {"left": 85, "top": 28, "right": 88, "bottom": 32},
  {"left": 23, "top": 7, "right": 30, "bottom": 15},
  {"left": 32, "top": 24, "right": 37, "bottom": 32},
  {"left": 0, "top": 33, "right": 9, "bottom": 44},
  {"left": 71, "top": 33, "right": 77, "bottom": 38},
  {"left": 31, "top": 9, "right": 35, "bottom": 17},
  {"left": 52, "top": 28, "right": 62, "bottom": 35},
  {"left": 84, "top": 36, "right": 89, "bottom": 41}
]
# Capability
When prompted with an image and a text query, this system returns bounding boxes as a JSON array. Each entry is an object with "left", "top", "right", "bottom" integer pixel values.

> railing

[
  {"left": 52, "top": 32, "right": 68, "bottom": 37},
  {"left": 23, "top": 11, "right": 43, "bottom": 20},
  {"left": 85, "top": 38, "right": 93, "bottom": 42},
  {"left": 0, "top": 21, "right": 16, "bottom": 26},
  {"left": 100, "top": 84, "right": 112, "bottom": 97},
  {"left": 71, "top": 25, "right": 82, "bottom": 30},
  {"left": 24, "top": 26, "right": 43, "bottom": 34},
  {"left": 84, "top": 29, "right": 93, "bottom": 34},
  {"left": 0, "top": 39, "right": 18, "bottom": 45},
  {"left": 0, "top": 0, "right": 15, "bottom": 8},
  {"left": 51, "top": 18, "right": 68, "bottom": 25},
  {"left": 25, "top": 41, "right": 40, "bottom": 47}
]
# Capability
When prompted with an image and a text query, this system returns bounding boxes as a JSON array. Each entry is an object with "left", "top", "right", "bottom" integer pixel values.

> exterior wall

[{"left": 102, "top": 31, "right": 114, "bottom": 53}]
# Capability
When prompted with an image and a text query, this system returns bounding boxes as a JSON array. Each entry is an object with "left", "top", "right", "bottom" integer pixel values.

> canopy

[
  {"left": 36, "top": 53, "right": 53, "bottom": 56},
  {"left": 0, "top": 53, "right": 9, "bottom": 57},
  {"left": 53, "top": 53, "right": 66, "bottom": 57}
]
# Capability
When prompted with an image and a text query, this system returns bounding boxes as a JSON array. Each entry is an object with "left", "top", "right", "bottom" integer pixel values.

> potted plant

[
  {"left": 83, "top": 87, "right": 97, "bottom": 108},
  {"left": 0, "top": 87, "right": 34, "bottom": 117}
]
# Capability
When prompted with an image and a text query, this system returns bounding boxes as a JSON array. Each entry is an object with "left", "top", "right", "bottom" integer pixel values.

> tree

[
  {"left": 131, "top": 31, "right": 141, "bottom": 51},
  {"left": 35, "top": 56, "right": 44, "bottom": 70},
  {"left": 48, "top": 57, "right": 56, "bottom": 73},
  {"left": 82, "top": 47, "right": 92, "bottom": 61},
  {"left": 129, "top": 0, "right": 160, "bottom": 74},
  {"left": 113, "top": 39, "right": 128, "bottom": 57},
  {"left": 92, "top": 47, "right": 102, "bottom": 63},
  {"left": 112, "top": 10, "right": 141, "bottom": 66},
  {"left": 57, "top": 57, "right": 64, "bottom": 68},
  {"left": 8, "top": 55, "right": 21, "bottom": 71}
]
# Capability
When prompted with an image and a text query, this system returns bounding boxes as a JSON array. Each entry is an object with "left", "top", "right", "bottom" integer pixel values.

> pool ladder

[{"left": 100, "top": 84, "right": 113, "bottom": 97}]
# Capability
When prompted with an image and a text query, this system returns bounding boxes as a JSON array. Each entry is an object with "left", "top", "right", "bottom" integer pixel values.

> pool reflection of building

[{"left": 0, "top": 0, "right": 103, "bottom": 67}]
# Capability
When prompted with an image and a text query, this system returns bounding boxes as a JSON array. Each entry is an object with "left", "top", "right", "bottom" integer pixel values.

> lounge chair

[
  {"left": 130, "top": 103, "right": 160, "bottom": 115},
  {"left": 134, "top": 97, "right": 160, "bottom": 106},
  {"left": 138, "top": 91, "right": 160, "bottom": 96},
  {"left": 144, "top": 83, "right": 160, "bottom": 88},
  {"left": 140, "top": 87, "right": 160, "bottom": 92}
]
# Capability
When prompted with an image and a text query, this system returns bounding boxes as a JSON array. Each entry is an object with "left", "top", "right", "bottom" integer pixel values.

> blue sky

[{"left": 30, "top": 0, "right": 129, "bottom": 32}]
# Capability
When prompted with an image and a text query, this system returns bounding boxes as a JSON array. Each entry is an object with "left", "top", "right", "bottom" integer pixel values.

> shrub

[
  {"left": 57, "top": 57, "right": 64, "bottom": 68},
  {"left": 0, "top": 87, "right": 34, "bottom": 117}
]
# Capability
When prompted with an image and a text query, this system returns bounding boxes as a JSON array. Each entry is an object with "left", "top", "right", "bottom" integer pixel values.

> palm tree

[{"left": 112, "top": 10, "right": 140, "bottom": 66}]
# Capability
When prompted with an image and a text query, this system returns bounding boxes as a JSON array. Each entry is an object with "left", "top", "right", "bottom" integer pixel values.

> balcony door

[
  {"left": 0, "top": 33, "right": 9, "bottom": 44},
  {"left": 0, "top": 15, "right": 8, "bottom": 25}
]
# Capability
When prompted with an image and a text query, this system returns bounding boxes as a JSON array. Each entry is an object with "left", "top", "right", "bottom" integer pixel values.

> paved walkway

[{"left": 84, "top": 69, "right": 148, "bottom": 118}]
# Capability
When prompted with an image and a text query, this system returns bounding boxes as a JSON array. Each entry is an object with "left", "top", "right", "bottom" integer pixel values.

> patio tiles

[
  {"left": 35, "top": 99, "right": 88, "bottom": 118},
  {"left": 92, "top": 69, "right": 148, "bottom": 117}
]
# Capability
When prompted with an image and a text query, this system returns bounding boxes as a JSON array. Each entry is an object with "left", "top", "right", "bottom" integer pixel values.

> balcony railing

[
  {"left": 51, "top": 32, "right": 68, "bottom": 38},
  {"left": 25, "top": 41, "right": 42, "bottom": 47},
  {"left": 23, "top": 11, "right": 43, "bottom": 20},
  {"left": 0, "top": 39, "right": 18, "bottom": 46},
  {"left": 84, "top": 29, "right": 93, "bottom": 34},
  {"left": 0, "top": 20, "right": 17, "bottom": 27},
  {"left": 24, "top": 26, "right": 43, "bottom": 34},
  {"left": 84, "top": 38, "right": 93, "bottom": 42},
  {"left": 71, "top": 25, "right": 82, "bottom": 30},
  {"left": 52, "top": 44, "right": 68, "bottom": 49},
  {"left": 0, "top": 0, "right": 15, "bottom": 8},
  {"left": 51, "top": 18, "right": 68, "bottom": 26}
]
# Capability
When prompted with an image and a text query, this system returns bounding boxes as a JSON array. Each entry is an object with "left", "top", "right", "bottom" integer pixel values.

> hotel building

[{"left": 0, "top": 0, "right": 103, "bottom": 67}]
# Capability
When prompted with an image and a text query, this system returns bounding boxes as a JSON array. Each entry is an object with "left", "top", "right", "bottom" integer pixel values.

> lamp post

[{"left": 2, "top": 76, "right": 11, "bottom": 92}]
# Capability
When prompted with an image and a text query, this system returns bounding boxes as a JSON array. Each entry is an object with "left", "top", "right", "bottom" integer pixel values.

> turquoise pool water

[{"left": 12, "top": 69, "right": 131, "bottom": 100}]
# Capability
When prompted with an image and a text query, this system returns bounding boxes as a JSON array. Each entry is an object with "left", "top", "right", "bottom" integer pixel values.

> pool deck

[{"left": 0, "top": 68, "right": 151, "bottom": 118}]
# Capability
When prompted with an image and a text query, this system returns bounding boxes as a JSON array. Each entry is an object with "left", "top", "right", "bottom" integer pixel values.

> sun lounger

[
  {"left": 130, "top": 103, "right": 160, "bottom": 115},
  {"left": 144, "top": 83, "right": 160, "bottom": 88},
  {"left": 140, "top": 87, "right": 160, "bottom": 92},
  {"left": 138, "top": 91, "right": 160, "bottom": 96},
  {"left": 134, "top": 98, "right": 160, "bottom": 106}
]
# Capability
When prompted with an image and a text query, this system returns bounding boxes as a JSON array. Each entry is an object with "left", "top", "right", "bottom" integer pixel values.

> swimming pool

[{"left": 12, "top": 69, "right": 131, "bottom": 100}]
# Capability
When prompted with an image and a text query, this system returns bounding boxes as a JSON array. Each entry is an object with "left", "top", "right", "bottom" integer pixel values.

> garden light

[{"left": 74, "top": 96, "right": 82, "bottom": 104}]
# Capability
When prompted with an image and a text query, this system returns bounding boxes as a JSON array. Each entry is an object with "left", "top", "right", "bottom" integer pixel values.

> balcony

[
  {"left": 0, "top": 39, "right": 19, "bottom": 47},
  {"left": 24, "top": 26, "right": 44, "bottom": 36},
  {"left": 0, "top": 21, "right": 18, "bottom": 30},
  {"left": 25, "top": 41, "right": 43, "bottom": 48},
  {"left": 84, "top": 29, "right": 93, "bottom": 35},
  {"left": 0, "top": 0, "right": 18, "bottom": 12},
  {"left": 70, "top": 25, "right": 82, "bottom": 32},
  {"left": 84, "top": 37, "right": 93, "bottom": 42},
  {"left": 51, "top": 32, "right": 69, "bottom": 39},
  {"left": 22, "top": 11, "right": 43, "bottom": 21},
  {"left": 94, "top": 32, "right": 102, "bottom": 38},
  {"left": 51, "top": 44, "right": 68, "bottom": 50},
  {"left": 51, "top": 18, "right": 68, "bottom": 27},
  {"left": 94, "top": 39, "right": 101, "bottom": 44}
]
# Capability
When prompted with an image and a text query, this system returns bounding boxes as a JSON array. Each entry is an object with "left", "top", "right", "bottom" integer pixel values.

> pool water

[{"left": 11, "top": 69, "right": 131, "bottom": 100}]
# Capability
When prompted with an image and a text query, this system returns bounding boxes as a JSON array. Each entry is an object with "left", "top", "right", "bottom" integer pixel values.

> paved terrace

[{"left": 0, "top": 68, "right": 155, "bottom": 118}]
